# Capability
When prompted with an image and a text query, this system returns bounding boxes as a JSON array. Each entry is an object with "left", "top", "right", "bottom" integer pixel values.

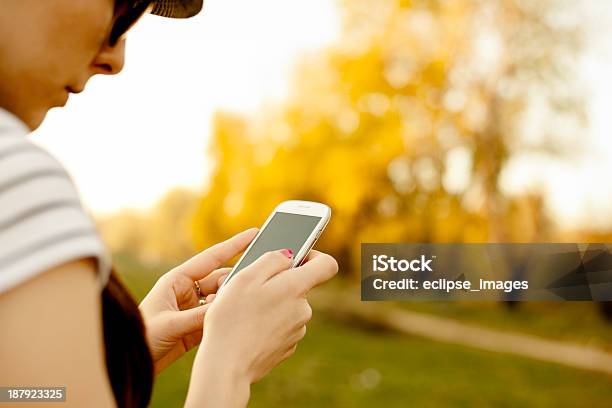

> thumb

[{"left": 170, "top": 303, "right": 210, "bottom": 336}]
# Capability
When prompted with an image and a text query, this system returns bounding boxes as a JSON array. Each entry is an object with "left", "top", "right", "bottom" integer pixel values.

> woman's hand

[
  {"left": 185, "top": 248, "right": 339, "bottom": 408},
  {"left": 139, "top": 228, "right": 258, "bottom": 374}
]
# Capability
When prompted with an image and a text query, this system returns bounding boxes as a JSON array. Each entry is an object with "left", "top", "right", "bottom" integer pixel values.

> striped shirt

[{"left": 0, "top": 108, "right": 111, "bottom": 294}]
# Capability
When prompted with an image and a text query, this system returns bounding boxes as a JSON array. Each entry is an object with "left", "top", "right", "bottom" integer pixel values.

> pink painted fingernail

[{"left": 280, "top": 248, "right": 293, "bottom": 258}]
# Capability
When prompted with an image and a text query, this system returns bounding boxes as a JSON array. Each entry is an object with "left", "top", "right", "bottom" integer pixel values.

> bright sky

[
  {"left": 33, "top": 0, "right": 340, "bottom": 214},
  {"left": 32, "top": 0, "right": 612, "bottom": 231}
]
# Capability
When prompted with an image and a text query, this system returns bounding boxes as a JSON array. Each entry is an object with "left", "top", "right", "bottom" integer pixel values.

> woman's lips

[
  {"left": 66, "top": 86, "right": 84, "bottom": 94},
  {"left": 58, "top": 86, "right": 83, "bottom": 107},
  {"left": 58, "top": 88, "right": 69, "bottom": 107}
]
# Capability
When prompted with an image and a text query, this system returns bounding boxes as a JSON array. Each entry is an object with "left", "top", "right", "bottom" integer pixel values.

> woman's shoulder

[
  {"left": 0, "top": 130, "right": 73, "bottom": 190},
  {"left": 0, "top": 133, "right": 111, "bottom": 295},
  {"left": 0, "top": 133, "right": 82, "bottom": 226}
]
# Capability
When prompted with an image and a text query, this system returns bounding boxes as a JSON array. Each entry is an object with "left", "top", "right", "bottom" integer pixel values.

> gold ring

[{"left": 194, "top": 280, "right": 202, "bottom": 297}]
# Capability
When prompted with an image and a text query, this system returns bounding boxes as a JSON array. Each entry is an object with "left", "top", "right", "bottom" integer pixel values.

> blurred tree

[
  {"left": 98, "top": 210, "right": 147, "bottom": 257},
  {"left": 142, "top": 187, "right": 199, "bottom": 263},
  {"left": 193, "top": 0, "right": 584, "bottom": 278},
  {"left": 99, "top": 187, "right": 198, "bottom": 265}
]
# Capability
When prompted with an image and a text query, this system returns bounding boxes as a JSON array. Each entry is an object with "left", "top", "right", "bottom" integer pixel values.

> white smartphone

[{"left": 218, "top": 200, "right": 331, "bottom": 293}]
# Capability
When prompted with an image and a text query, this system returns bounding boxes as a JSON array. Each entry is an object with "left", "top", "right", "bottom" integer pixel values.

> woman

[{"left": 0, "top": 1, "right": 339, "bottom": 407}]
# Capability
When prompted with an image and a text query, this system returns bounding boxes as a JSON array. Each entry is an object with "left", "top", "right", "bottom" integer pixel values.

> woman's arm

[
  {"left": 185, "top": 350, "right": 251, "bottom": 408},
  {"left": 0, "top": 259, "right": 116, "bottom": 407}
]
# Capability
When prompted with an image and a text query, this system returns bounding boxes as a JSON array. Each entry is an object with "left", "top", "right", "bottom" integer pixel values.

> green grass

[
  {"left": 113, "top": 255, "right": 612, "bottom": 407},
  {"left": 148, "top": 315, "right": 612, "bottom": 408}
]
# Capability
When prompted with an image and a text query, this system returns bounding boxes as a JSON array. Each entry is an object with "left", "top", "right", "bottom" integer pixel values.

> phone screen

[{"left": 229, "top": 211, "right": 322, "bottom": 279}]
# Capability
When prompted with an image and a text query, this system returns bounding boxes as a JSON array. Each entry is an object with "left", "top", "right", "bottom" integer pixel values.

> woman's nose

[{"left": 92, "top": 38, "right": 126, "bottom": 76}]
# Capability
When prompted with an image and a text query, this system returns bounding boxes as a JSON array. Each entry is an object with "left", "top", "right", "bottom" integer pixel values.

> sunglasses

[{"left": 108, "top": 0, "right": 154, "bottom": 47}]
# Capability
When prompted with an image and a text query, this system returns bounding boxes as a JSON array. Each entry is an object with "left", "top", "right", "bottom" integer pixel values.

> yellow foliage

[{"left": 191, "top": 0, "right": 582, "bottom": 277}]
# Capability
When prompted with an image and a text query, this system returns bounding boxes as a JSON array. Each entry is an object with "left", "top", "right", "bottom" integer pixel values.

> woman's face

[{"left": 0, "top": 0, "right": 126, "bottom": 130}]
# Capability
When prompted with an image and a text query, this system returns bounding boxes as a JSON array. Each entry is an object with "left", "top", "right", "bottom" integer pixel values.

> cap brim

[{"left": 151, "top": 0, "right": 203, "bottom": 18}]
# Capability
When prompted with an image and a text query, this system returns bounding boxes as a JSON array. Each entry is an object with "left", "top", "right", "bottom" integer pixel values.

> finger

[
  {"left": 170, "top": 303, "right": 210, "bottom": 337},
  {"left": 197, "top": 267, "right": 231, "bottom": 295},
  {"left": 174, "top": 228, "right": 258, "bottom": 280},
  {"left": 280, "top": 343, "right": 298, "bottom": 362},
  {"left": 217, "top": 271, "right": 230, "bottom": 287},
  {"left": 276, "top": 251, "right": 338, "bottom": 294},
  {"left": 300, "top": 249, "right": 320, "bottom": 263},
  {"left": 205, "top": 293, "right": 216, "bottom": 304},
  {"left": 295, "top": 248, "right": 324, "bottom": 266},
  {"left": 240, "top": 249, "right": 294, "bottom": 282},
  {"left": 297, "top": 324, "right": 307, "bottom": 341}
]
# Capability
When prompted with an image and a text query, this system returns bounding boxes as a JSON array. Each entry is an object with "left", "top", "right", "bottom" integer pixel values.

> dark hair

[{"left": 101, "top": 269, "right": 154, "bottom": 408}]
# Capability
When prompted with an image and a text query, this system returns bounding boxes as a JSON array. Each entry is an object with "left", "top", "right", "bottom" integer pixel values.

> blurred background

[{"left": 34, "top": 0, "right": 612, "bottom": 406}]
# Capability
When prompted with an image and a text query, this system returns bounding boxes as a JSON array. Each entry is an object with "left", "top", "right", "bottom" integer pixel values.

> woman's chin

[{"left": 24, "top": 108, "right": 49, "bottom": 132}]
